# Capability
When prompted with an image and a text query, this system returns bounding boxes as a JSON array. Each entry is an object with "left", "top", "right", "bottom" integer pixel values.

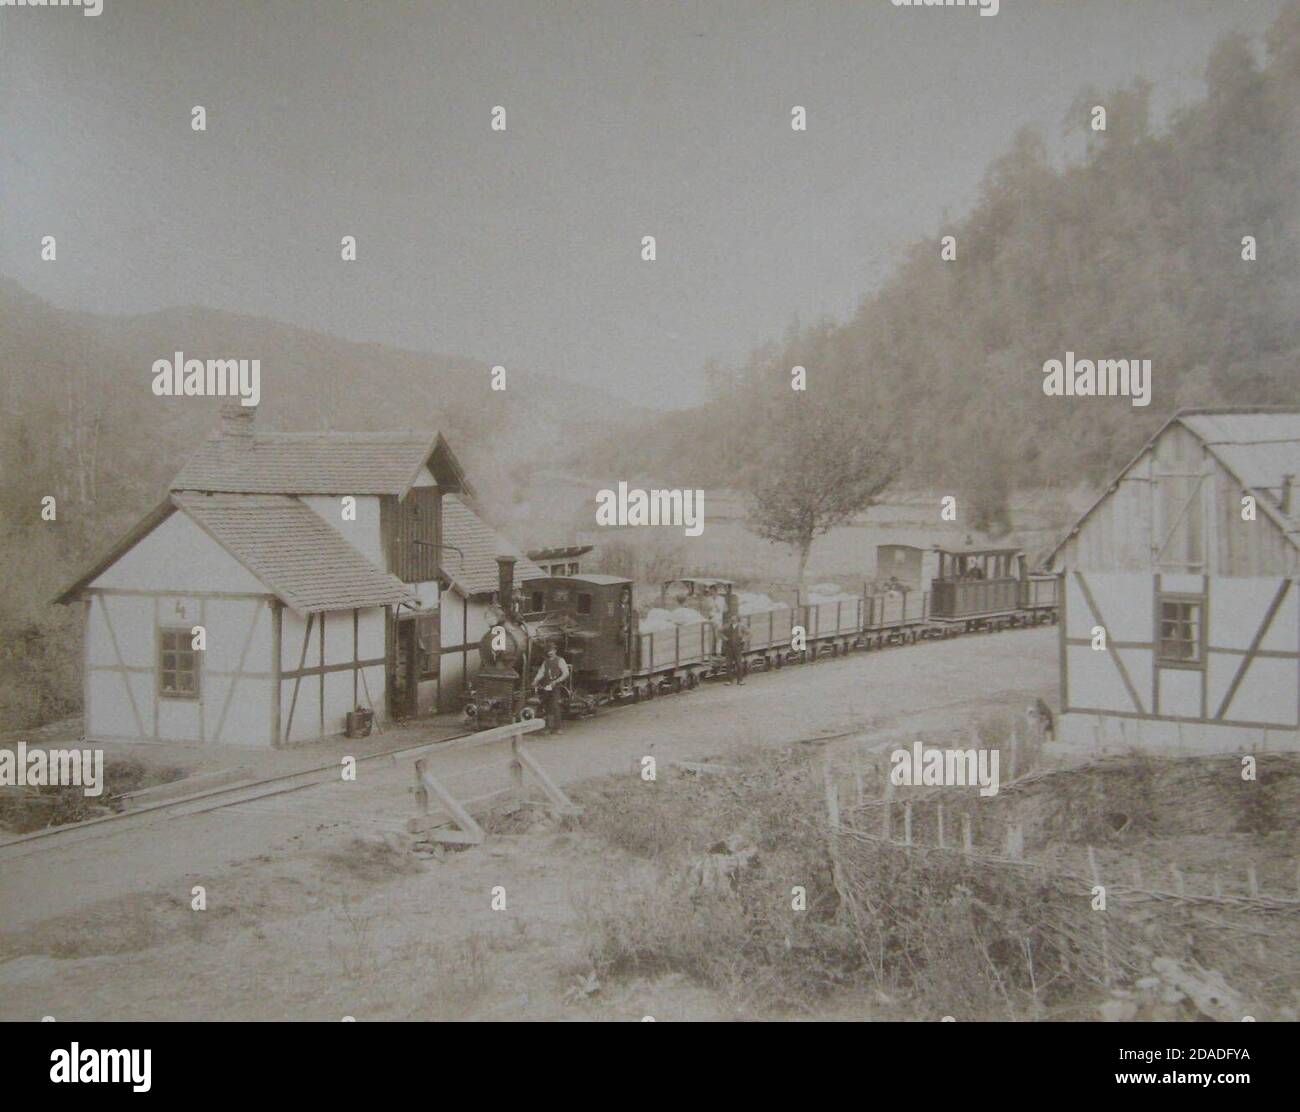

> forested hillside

[
  {"left": 581, "top": 4, "right": 1300, "bottom": 531},
  {"left": 0, "top": 284, "right": 632, "bottom": 726}
]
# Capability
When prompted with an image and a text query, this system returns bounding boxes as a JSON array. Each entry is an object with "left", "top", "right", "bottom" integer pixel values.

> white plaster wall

[
  {"left": 91, "top": 511, "right": 266, "bottom": 594},
  {"left": 278, "top": 606, "right": 387, "bottom": 743},
  {"left": 301, "top": 494, "right": 384, "bottom": 568},
  {"left": 1058, "top": 712, "right": 1298, "bottom": 755},
  {"left": 86, "top": 592, "right": 274, "bottom": 746}
]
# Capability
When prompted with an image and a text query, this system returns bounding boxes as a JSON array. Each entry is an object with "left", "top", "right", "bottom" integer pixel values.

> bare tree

[{"left": 742, "top": 399, "right": 897, "bottom": 586}]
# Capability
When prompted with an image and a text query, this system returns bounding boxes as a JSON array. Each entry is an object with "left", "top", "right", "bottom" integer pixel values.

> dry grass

[
  {"left": 571, "top": 740, "right": 1300, "bottom": 1020},
  {"left": 0, "top": 753, "right": 188, "bottom": 834}
]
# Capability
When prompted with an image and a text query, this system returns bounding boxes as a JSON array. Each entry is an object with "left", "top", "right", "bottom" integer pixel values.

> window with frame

[
  {"left": 529, "top": 590, "right": 545, "bottom": 613},
  {"left": 576, "top": 592, "right": 593, "bottom": 615},
  {"left": 1158, "top": 596, "right": 1203, "bottom": 666},
  {"left": 159, "top": 627, "right": 200, "bottom": 699}
]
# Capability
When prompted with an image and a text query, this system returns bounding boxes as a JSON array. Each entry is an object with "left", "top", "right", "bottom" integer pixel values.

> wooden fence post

[
  {"left": 1005, "top": 822, "right": 1023, "bottom": 861},
  {"left": 510, "top": 730, "right": 525, "bottom": 797},
  {"left": 1087, "top": 844, "right": 1112, "bottom": 987}
]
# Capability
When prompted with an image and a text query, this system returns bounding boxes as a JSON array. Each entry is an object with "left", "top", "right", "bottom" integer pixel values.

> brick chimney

[{"left": 220, "top": 399, "right": 256, "bottom": 461}]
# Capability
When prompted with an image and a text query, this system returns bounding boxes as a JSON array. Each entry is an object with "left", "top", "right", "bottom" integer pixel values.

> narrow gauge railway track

[{"left": 0, "top": 727, "right": 503, "bottom": 862}]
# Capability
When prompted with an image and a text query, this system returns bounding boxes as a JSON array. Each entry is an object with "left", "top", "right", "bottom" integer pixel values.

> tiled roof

[
  {"left": 171, "top": 430, "right": 472, "bottom": 497},
  {"left": 175, "top": 492, "right": 418, "bottom": 613},
  {"left": 441, "top": 495, "right": 546, "bottom": 597}
]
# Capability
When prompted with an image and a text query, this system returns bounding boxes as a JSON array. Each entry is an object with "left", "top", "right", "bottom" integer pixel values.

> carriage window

[
  {"left": 530, "top": 591, "right": 545, "bottom": 613},
  {"left": 159, "top": 627, "right": 200, "bottom": 699},
  {"left": 1158, "top": 597, "right": 1203, "bottom": 666},
  {"left": 577, "top": 592, "right": 593, "bottom": 615}
]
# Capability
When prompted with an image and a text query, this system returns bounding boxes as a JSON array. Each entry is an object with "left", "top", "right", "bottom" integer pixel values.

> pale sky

[{"left": 0, "top": 0, "right": 1287, "bottom": 407}]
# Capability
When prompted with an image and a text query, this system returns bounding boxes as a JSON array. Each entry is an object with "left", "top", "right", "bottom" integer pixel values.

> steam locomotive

[{"left": 463, "top": 546, "right": 1058, "bottom": 730}]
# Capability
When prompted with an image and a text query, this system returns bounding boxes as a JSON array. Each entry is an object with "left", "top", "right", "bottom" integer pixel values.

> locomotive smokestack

[{"left": 496, "top": 555, "right": 517, "bottom": 615}]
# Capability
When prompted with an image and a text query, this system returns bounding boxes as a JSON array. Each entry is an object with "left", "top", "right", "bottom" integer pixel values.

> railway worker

[
  {"left": 533, "top": 644, "right": 571, "bottom": 734},
  {"left": 705, "top": 585, "right": 726, "bottom": 642},
  {"left": 723, "top": 614, "right": 749, "bottom": 686}
]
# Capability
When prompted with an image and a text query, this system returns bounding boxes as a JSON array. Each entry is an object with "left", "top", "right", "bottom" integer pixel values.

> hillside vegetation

[
  {"left": 580, "top": 4, "right": 1300, "bottom": 533},
  {"left": 0, "top": 284, "right": 626, "bottom": 726}
]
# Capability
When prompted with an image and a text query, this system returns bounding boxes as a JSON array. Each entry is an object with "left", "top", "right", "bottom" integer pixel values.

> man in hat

[
  {"left": 723, "top": 612, "right": 749, "bottom": 686},
  {"left": 533, "top": 643, "right": 571, "bottom": 734}
]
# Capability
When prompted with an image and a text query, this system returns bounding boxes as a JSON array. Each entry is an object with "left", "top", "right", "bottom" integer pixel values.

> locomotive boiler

[{"left": 464, "top": 557, "right": 560, "bottom": 729}]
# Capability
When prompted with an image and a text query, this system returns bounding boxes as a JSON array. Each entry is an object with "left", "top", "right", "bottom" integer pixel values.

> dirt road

[
  {"left": 0, "top": 628, "right": 1056, "bottom": 1019},
  {"left": 0, "top": 628, "right": 1055, "bottom": 935}
]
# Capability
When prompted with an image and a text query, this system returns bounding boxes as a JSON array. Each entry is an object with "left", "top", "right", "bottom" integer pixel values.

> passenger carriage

[{"left": 927, "top": 545, "right": 1058, "bottom": 631}]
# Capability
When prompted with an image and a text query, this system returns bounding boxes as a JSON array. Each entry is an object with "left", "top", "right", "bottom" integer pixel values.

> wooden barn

[
  {"left": 439, "top": 495, "right": 546, "bottom": 707},
  {"left": 1048, "top": 407, "right": 1299, "bottom": 754},
  {"left": 56, "top": 403, "right": 473, "bottom": 746}
]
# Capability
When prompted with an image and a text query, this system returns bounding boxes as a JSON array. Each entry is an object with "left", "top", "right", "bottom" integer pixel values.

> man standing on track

[
  {"left": 533, "top": 643, "right": 570, "bottom": 734},
  {"left": 723, "top": 613, "right": 749, "bottom": 685}
]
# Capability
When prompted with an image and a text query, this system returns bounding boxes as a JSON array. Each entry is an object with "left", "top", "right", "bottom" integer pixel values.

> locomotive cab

[{"left": 466, "top": 561, "right": 635, "bottom": 728}]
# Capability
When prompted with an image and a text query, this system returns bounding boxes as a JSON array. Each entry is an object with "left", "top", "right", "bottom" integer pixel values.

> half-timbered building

[
  {"left": 56, "top": 403, "right": 473, "bottom": 746},
  {"left": 1048, "top": 407, "right": 1299, "bottom": 753}
]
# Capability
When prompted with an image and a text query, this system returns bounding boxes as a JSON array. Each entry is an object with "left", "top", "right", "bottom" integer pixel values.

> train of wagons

[{"left": 464, "top": 543, "right": 1059, "bottom": 729}]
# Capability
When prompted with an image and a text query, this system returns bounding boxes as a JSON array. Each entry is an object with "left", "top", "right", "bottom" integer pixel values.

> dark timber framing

[
  {"left": 1073, "top": 570, "right": 1145, "bottom": 715},
  {"left": 1214, "top": 579, "right": 1291, "bottom": 722}
]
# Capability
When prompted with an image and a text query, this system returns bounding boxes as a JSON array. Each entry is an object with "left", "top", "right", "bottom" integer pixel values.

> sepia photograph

[{"left": 1, "top": 0, "right": 1297, "bottom": 1079}]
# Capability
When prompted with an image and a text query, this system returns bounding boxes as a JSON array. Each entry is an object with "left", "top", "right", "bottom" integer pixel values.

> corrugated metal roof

[
  {"left": 441, "top": 496, "right": 546, "bottom": 597},
  {"left": 171, "top": 430, "right": 472, "bottom": 497},
  {"left": 175, "top": 492, "right": 418, "bottom": 614},
  {"left": 1179, "top": 412, "right": 1300, "bottom": 508},
  {"left": 1049, "top": 407, "right": 1300, "bottom": 564}
]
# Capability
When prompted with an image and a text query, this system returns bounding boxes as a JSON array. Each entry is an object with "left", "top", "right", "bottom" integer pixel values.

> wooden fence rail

[{"left": 407, "top": 718, "right": 579, "bottom": 845}]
